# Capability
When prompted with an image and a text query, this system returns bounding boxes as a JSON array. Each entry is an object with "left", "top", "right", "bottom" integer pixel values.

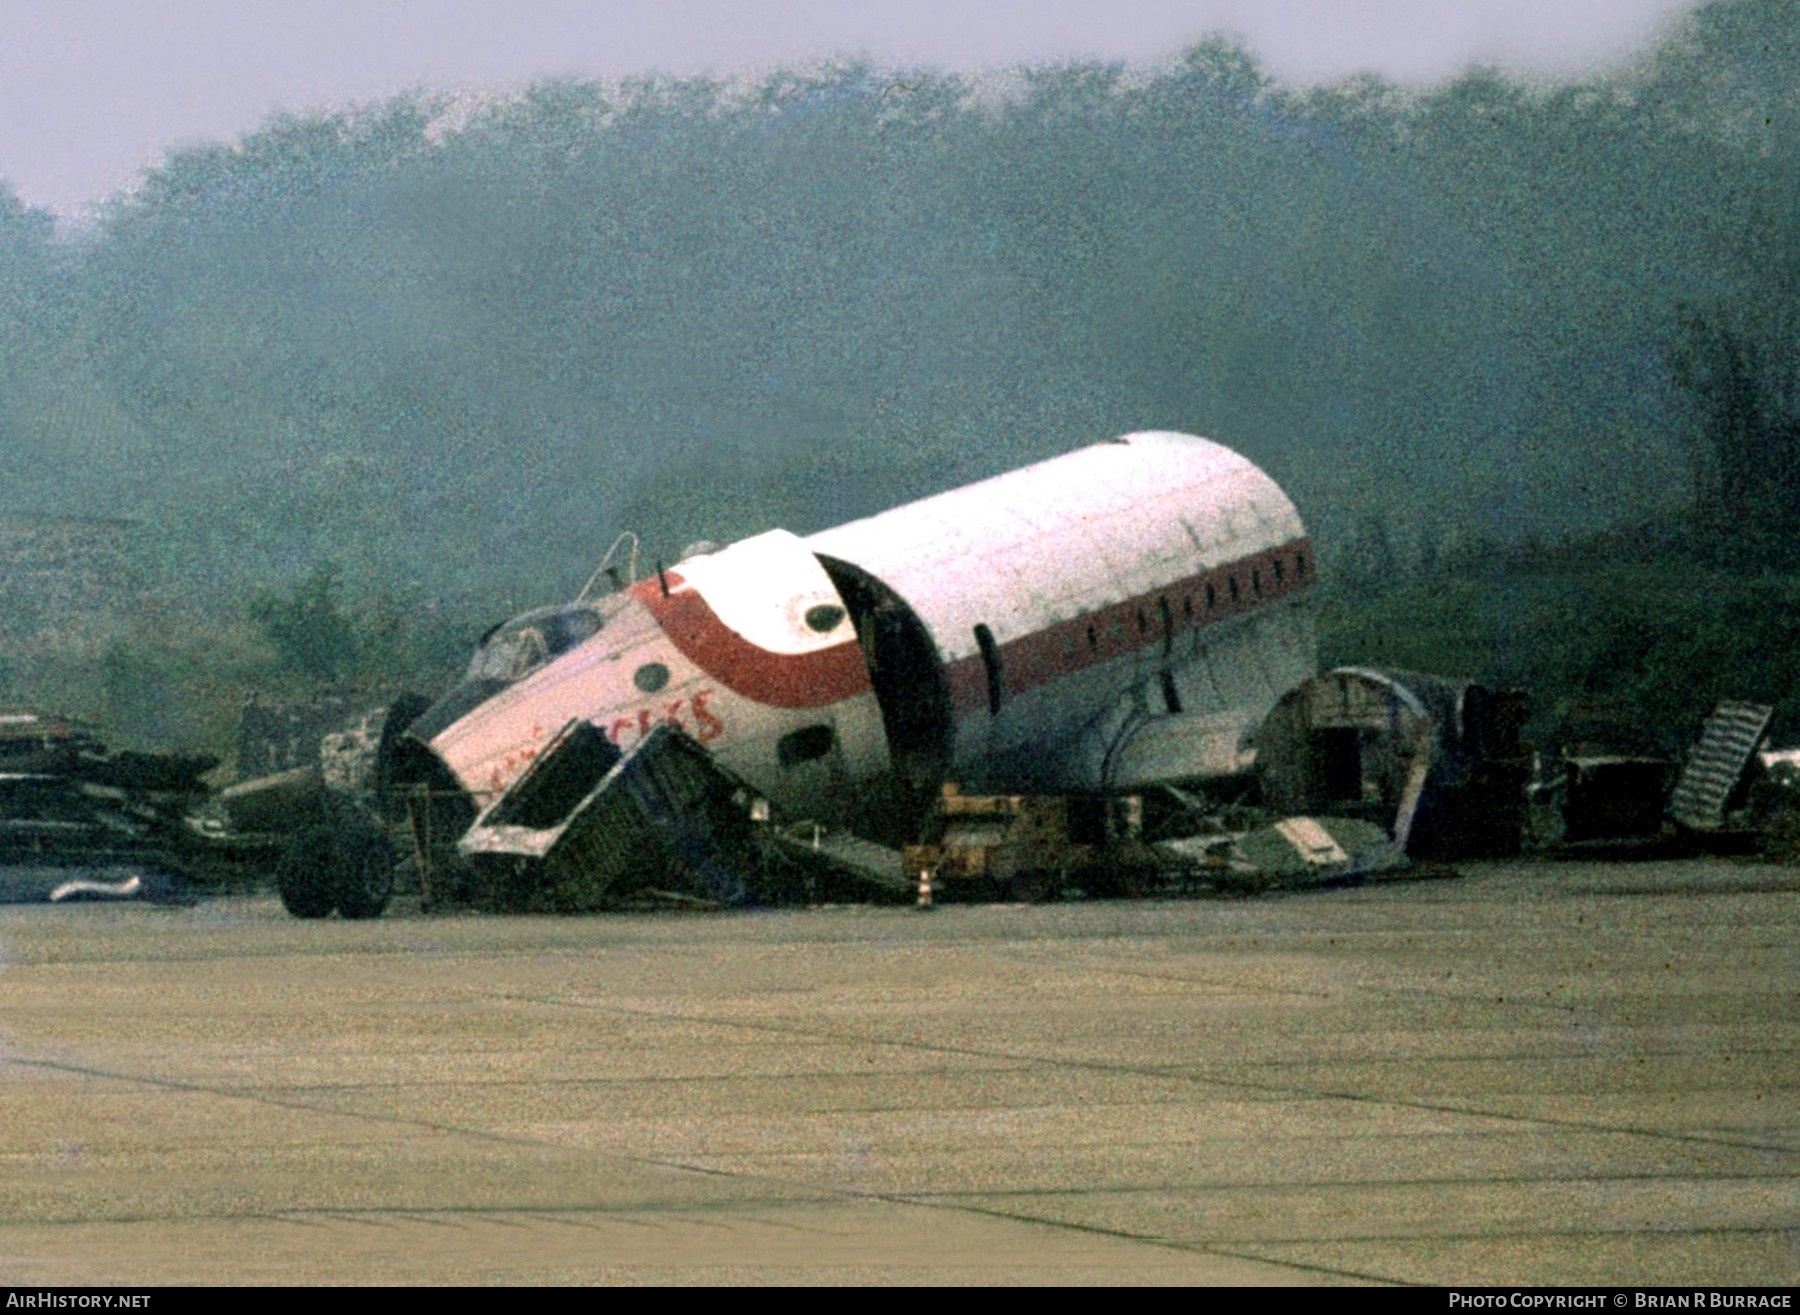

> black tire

[
  {"left": 275, "top": 825, "right": 341, "bottom": 918},
  {"left": 274, "top": 804, "right": 396, "bottom": 920},
  {"left": 333, "top": 825, "right": 396, "bottom": 920}
]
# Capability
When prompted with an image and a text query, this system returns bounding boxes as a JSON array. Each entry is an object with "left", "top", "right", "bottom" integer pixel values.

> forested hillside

[{"left": 0, "top": 0, "right": 1794, "bottom": 754}]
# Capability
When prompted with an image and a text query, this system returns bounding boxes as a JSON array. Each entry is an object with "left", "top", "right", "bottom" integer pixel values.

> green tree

[{"left": 247, "top": 562, "right": 360, "bottom": 683}]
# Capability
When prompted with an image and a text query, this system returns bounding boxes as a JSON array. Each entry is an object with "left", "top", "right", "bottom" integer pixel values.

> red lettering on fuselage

[
  {"left": 690, "top": 689, "right": 723, "bottom": 741},
  {"left": 601, "top": 689, "right": 725, "bottom": 747},
  {"left": 492, "top": 741, "right": 544, "bottom": 791}
]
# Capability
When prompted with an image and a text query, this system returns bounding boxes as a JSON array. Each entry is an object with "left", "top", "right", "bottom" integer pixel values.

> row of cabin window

[{"left": 1058, "top": 547, "right": 1309, "bottom": 657}]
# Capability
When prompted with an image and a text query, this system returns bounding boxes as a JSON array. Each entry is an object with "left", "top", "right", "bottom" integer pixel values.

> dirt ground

[{"left": 1, "top": 857, "right": 1794, "bottom": 1286}]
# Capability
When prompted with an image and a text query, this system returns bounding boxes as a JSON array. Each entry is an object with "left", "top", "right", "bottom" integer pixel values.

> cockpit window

[{"left": 466, "top": 605, "right": 604, "bottom": 683}]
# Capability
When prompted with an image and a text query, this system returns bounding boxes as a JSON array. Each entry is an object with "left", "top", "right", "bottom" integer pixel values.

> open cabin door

[{"left": 816, "top": 554, "right": 953, "bottom": 840}]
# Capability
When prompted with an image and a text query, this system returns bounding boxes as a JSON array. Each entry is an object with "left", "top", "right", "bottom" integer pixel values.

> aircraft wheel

[
  {"left": 333, "top": 824, "right": 396, "bottom": 920},
  {"left": 275, "top": 825, "right": 341, "bottom": 919}
]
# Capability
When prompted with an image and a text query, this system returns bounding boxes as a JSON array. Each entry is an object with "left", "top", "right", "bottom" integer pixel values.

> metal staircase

[{"left": 1668, "top": 701, "right": 1773, "bottom": 832}]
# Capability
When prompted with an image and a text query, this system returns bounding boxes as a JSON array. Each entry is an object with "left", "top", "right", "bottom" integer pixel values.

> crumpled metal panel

[{"left": 458, "top": 722, "right": 763, "bottom": 910}]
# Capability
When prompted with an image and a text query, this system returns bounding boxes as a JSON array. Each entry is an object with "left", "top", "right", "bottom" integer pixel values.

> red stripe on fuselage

[
  {"left": 631, "top": 574, "right": 871, "bottom": 709},
  {"left": 945, "top": 536, "right": 1314, "bottom": 713},
  {"left": 633, "top": 536, "right": 1311, "bottom": 716}
]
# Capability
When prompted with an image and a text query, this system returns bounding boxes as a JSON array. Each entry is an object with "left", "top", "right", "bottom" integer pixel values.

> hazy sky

[{"left": 1, "top": 0, "right": 1700, "bottom": 220}]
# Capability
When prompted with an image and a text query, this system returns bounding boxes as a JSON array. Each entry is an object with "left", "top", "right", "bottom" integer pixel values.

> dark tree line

[
  {"left": 1673, "top": 303, "right": 1800, "bottom": 560},
  {"left": 1668, "top": 137, "right": 1800, "bottom": 564},
  {"left": 0, "top": 0, "right": 1787, "bottom": 607}
]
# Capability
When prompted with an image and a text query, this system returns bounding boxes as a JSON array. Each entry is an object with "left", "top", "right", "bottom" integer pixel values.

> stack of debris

[
  {"left": 1530, "top": 701, "right": 1796, "bottom": 851},
  {"left": 456, "top": 721, "right": 827, "bottom": 911},
  {"left": 901, "top": 786, "right": 1108, "bottom": 902},
  {"left": 0, "top": 710, "right": 215, "bottom": 902}
]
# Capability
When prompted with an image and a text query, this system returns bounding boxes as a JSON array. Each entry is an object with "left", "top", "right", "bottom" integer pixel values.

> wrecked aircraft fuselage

[{"left": 384, "top": 432, "right": 1320, "bottom": 890}]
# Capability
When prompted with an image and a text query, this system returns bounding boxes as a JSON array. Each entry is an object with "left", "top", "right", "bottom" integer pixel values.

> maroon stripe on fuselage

[
  {"left": 944, "top": 536, "right": 1315, "bottom": 714},
  {"left": 631, "top": 574, "right": 871, "bottom": 709}
]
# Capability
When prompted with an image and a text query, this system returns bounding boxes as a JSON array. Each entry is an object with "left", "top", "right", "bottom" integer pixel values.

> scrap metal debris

[
  {"left": 456, "top": 721, "right": 773, "bottom": 911},
  {"left": 765, "top": 822, "right": 911, "bottom": 903},
  {"left": 1256, "top": 667, "right": 1530, "bottom": 861},
  {"left": 23, "top": 665, "right": 1799, "bottom": 918},
  {"left": 1551, "top": 755, "right": 1674, "bottom": 844},
  {"left": 0, "top": 710, "right": 215, "bottom": 902},
  {"left": 0, "top": 862, "right": 190, "bottom": 905},
  {"left": 902, "top": 786, "right": 1103, "bottom": 903},
  {"left": 1230, "top": 815, "right": 1406, "bottom": 887}
]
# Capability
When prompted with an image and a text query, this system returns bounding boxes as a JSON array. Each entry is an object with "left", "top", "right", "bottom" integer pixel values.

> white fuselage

[{"left": 400, "top": 432, "right": 1317, "bottom": 834}]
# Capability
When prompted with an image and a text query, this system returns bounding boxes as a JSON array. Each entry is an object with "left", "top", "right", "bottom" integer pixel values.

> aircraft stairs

[{"left": 1668, "top": 700, "right": 1773, "bottom": 833}]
